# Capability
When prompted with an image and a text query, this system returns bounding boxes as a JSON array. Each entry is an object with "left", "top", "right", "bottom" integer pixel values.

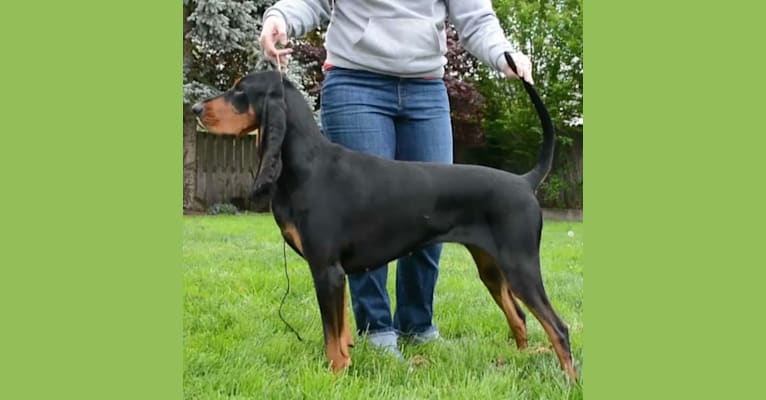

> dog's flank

[{"left": 192, "top": 62, "right": 577, "bottom": 380}]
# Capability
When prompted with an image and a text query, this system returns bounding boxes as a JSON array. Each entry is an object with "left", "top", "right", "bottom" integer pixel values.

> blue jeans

[{"left": 320, "top": 67, "right": 453, "bottom": 336}]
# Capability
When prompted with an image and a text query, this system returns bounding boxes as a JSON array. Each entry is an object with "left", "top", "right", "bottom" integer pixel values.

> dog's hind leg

[
  {"left": 466, "top": 245, "right": 528, "bottom": 350},
  {"left": 496, "top": 241, "right": 577, "bottom": 380},
  {"left": 310, "top": 261, "right": 353, "bottom": 372}
]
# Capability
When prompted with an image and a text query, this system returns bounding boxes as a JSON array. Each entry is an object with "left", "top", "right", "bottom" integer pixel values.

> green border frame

[
  {"left": 1, "top": 1, "right": 181, "bottom": 399},
  {"left": 3, "top": 1, "right": 765, "bottom": 399},
  {"left": 585, "top": 1, "right": 766, "bottom": 399}
]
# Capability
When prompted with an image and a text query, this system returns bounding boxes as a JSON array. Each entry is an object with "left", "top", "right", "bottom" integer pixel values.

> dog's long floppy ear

[{"left": 252, "top": 78, "right": 287, "bottom": 196}]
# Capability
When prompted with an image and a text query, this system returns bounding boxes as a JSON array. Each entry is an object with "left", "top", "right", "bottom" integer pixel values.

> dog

[{"left": 192, "top": 53, "right": 577, "bottom": 380}]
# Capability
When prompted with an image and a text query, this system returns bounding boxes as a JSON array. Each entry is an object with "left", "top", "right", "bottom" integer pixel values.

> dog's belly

[
  {"left": 334, "top": 207, "right": 434, "bottom": 271},
  {"left": 340, "top": 237, "right": 432, "bottom": 274},
  {"left": 336, "top": 208, "right": 484, "bottom": 274}
]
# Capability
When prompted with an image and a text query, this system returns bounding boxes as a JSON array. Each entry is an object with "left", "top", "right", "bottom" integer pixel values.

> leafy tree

[
  {"left": 472, "top": 0, "right": 582, "bottom": 167},
  {"left": 502, "top": 0, "right": 583, "bottom": 125},
  {"left": 184, "top": 0, "right": 263, "bottom": 103},
  {"left": 444, "top": 23, "right": 486, "bottom": 154},
  {"left": 468, "top": 0, "right": 583, "bottom": 207}
]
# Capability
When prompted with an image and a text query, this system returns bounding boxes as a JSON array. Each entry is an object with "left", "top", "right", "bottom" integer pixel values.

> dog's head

[{"left": 193, "top": 70, "right": 287, "bottom": 196}]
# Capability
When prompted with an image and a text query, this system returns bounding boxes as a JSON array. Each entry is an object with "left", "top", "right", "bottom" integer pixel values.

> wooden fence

[
  {"left": 183, "top": 129, "right": 583, "bottom": 212},
  {"left": 187, "top": 132, "right": 267, "bottom": 211}
]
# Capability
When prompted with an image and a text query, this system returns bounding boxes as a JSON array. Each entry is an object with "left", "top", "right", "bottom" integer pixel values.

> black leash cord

[{"left": 278, "top": 240, "right": 303, "bottom": 341}]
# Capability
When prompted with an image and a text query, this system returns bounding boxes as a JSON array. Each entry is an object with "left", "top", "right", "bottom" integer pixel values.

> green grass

[{"left": 183, "top": 214, "right": 583, "bottom": 399}]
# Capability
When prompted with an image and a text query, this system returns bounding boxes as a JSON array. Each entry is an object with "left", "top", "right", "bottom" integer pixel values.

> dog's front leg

[{"left": 310, "top": 261, "right": 353, "bottom": 372}]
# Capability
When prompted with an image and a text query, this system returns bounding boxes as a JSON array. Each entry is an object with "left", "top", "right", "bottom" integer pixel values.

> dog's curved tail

[{"left": 503, "top": 52, "right": 555, "bottom": 190}]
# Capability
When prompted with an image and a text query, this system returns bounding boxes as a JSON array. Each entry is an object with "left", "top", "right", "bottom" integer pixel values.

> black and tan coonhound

[{"left": 192, "top": 53, "right": 577, "bottom": 380}]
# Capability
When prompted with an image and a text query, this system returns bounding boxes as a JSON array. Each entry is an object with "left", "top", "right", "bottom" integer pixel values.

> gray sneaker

[
  {"left": 402, "top": 328, "right": 442, "bottom": 345},
  {"left": 366, "top": 331, "right": 404, "bottom": 359}
]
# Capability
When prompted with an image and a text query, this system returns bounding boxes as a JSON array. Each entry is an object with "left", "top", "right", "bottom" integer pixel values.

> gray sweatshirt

[{"left": 264, "top": 0, "right": 515, "bottom": 78}]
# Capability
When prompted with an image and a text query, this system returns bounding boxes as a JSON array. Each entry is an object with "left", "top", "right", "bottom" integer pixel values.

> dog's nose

[{"left": 191, "top": 102, "right": 204, "bottom": 116}]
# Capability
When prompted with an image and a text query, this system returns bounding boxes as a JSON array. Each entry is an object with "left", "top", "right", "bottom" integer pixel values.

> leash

[
  {"left": 278, "top": 239, "right": 304, "bottom": 341},
  {"left": 255, "top": 54, "right": 299, "bottom": 341},
  {"left": 276, "top": 52, "right": 287, "bottom": 78}
]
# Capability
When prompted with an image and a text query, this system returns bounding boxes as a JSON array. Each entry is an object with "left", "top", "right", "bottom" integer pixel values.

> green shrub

[{"left": 206, "top": 203, "right": 238, "bottom": 215}]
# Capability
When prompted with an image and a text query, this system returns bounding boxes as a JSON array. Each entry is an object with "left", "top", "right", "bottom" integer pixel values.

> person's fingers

[
  {"left": 522, "top": 67, "right": 534, "bottom": 85},
  {"left": 261, "top": 39, "right": 292, "bottom": 66},
  {"left": 276, "top": 49, "right": 292, "bottom": 70},
  {"left": 259, "top": 36, "right": 277, "bottom": 62},
  {"left": 276, "top": 29, "right": 287, "bottom": 46},
  {"left": 259, "top": 16, "right": 288, "bottom": 63},
  {"left": 521, "top": 58, "right": 534, "bottom": 85},
  {"left": 504, "top": 65, "right": 520, "bottom": 80},
  {"left": 508, "top": 52, "right": 535, "bottom": 85},
  {"left": 263, "top": 48, "right": 292, "bottom": 70},
  {"left": 267, "top": 47, "right": 292, "bottom": 58}
]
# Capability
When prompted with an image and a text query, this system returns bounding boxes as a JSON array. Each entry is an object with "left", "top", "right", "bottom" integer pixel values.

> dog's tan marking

[
  {"left": 199, "top": 97, "right": 256, "bottom": 136},
  {"left": 497, "top": 286, "right": 528, "bottom": 349},
  {"left": 533, "top": 313, "right": 577, "bottom": 380},
  {"left": 340, "top": 289, "right": 354, "bottom": 351},
  {"left": 325, "top": 332, "right": 351, "bottom": 372},
  {"left": 281, "top": 224, "right": 303, "bottom": 254},
  {"left": 325, "top": 284, "right": 352, "bottom": 373},
  {"left": 467, "top": 245, "right": 528, "bottom": 349}
]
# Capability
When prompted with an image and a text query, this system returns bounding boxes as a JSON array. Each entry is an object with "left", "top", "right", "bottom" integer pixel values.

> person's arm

[
  {"left": 263, "top": 0, "right": 332, "bottom": 38},
  {"left": 447, "top": 0, "right": 534, "bottom": 83},
  {"left": 260, "top": 0, "right": 332, "bottom": 68}
]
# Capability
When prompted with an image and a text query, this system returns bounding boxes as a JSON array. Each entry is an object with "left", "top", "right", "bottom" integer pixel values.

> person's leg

[
  {"left": 392, "top": 78, "right": 453, "bottom": 340},
  {"left": 320, "top": 68, "right": 401, "bottom": 352}
]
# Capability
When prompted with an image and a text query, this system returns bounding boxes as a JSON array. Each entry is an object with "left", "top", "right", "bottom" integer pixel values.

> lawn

[{"left": 183, "top": 213, "right": 583, "bottom": 399}]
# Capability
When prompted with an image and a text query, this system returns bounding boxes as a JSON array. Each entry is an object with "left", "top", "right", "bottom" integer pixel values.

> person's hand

[
  {"left": 503, "top": 52, "right": 534, "bottom": 85},
  {"left": 259, "top": 15, "right": 292, "bottom": 70}
]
